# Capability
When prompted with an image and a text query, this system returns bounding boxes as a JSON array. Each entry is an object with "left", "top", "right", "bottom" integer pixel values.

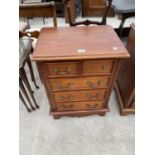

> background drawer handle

[
  {"left": 53, "top": 67, "right": 71, "bottom": 75},
  {"left": 87, "top": 93, "right": 100, "bottom": 99},
  {"left": 87, "top": 80, "right": 103, "bottom": 88},
  {"left": 85, "top": 104, "right": 99, "bottom": 110}
]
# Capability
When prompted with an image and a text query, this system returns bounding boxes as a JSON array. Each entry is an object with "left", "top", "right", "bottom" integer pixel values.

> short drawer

[
  {"left": 57, "top": 101, "right": 103, "bottom": 111},
  {"left": 83, "top": 60, "right": 114, "bottom": 75},
  {"left": 49, "top": 76, "right": 110, "bottom": 91},
  {"left": 53, "top": 90, "right": 106, "bottom": 103},
  {"left": 45, "top": 62, "right": 78, "bottom": 77}
]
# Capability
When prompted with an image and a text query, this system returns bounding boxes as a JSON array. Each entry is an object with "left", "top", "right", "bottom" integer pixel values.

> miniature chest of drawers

[{"left": 32, "top": 26, "right": 129, "bottom": 119}]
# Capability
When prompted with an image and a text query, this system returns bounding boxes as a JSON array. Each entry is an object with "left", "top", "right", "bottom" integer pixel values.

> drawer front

[
  {"left": 45, "top": 62, "right": 78, "bottom": 77},
  {"left": 53, "top": 90, "right": 106, "bottom": 103},
  {"left": 49, "top": 76, "right": 110, "bottom": 91},
  {"left": 83, "top": 60, "right": 114, "bottom": 75},
  {"left": 57, "top": 101, "right": 103, "bottom": 111}
]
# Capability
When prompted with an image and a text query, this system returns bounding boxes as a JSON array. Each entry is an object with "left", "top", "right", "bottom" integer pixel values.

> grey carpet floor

[{"left": 19, "top": 17, "right": 135, "bottom": 155}]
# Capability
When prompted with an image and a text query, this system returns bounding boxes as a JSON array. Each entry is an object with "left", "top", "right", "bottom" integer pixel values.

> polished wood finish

[
  {"left": 32, "top": 26, "right": 129, "bottom": 61},
  {"left": 115, "top": 23, "right": 135, "bottom": 115},
  {"left": 32, "top": 26, "right": 129, "bottom": 118},
  {"left": 49, "top": 76, "right": 110, "bottom": 91},
  {"left": 64, "top": 0, "right": 112, "bottom": 26},
  {"left": 45, "top": 61, "right": 78, "bottom": 77},
  {"left": 83, "top": 59, "right": 114, "bottom": 75},
  {"left": 82, "top": 0, "right": 114, "bottom": 17},
  {"left": 53, "top": 89, "right": 106, "bottom": 102},
  {"left": 57, "top": 101, "right": 104, "bottom": 111},
  {"left": 19, "top": 1, "right": 57, "bottom": 27}
]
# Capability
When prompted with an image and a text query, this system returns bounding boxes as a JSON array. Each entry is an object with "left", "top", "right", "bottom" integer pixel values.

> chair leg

[
  {"left": 20, "top": 68, "right": 34, "bottom": 94},
  {"left": 27, "top": 18, "right": 30, "bottom": 28},
  {"left": 19, "top": 77, "right": 35, "bottom": 111},
  {"left": 19, "top": 91, "right": 32, "bottom": 112},
  {"left": 43, "top": 18, "right": 46, "bottom": 25},
  {"left": 118, "top": 15, "right": 126, "bottom": 37},
  {"left": 27, "top": 56, "right": 39, "bottom": 89}
]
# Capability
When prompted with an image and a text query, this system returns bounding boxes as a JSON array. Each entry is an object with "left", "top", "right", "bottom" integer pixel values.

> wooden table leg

[
  {"left": 19, "top": 77, "right": 35, "bottom": 111},
  {"left": 27, "top": 56, "right": 39, "bottom": 89},
  {"left": 20, "top": 69, "right": 40, "bottom": 109},
  {"left": 19, "top": 68, "right": 34, "bottom": 94},
  {"left": 19, "top": 90, "right": 32, "bottom": 112}
]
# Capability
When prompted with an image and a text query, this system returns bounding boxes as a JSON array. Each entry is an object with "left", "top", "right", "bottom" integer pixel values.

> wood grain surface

[{"left": 32, "top": 25, "right": 129, "bottom": 61}]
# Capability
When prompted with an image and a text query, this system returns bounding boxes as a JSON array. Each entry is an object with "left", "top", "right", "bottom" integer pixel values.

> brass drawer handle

[
  {"left": 58, "top": 95, "right": 74, "bottom": 101},
  {"left": 53, "top": 67, "right": 71, "bottom": 75},
  {"left": 56, "top": 83, "right": 73, "bottom": 89},
  {"left": 87, "top": 93, "right": 100, "bottom": 99},
  {"left": 60, "top": 104, "right": 74, "bottom": 110},
  {"left": 85, "top": 104, "right": 99, "bottom": 110},
  {"left": 87, "top": 80, "right": 103, "bottom": 88}
]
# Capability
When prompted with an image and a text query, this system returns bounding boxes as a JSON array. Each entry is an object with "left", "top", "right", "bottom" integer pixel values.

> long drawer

[
  {"left": 49, "top": 76, "right": 110, "bottom": 91},
  {"left": 56, "top": 101, "right": 103, "bottom": 111},
  {"left": 53, "top": 89, "right": 106, "bottom": 103}
]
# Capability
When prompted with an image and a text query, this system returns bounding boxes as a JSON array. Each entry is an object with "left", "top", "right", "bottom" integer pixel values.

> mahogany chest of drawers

[{"left": 32, "top": 26, "right": 129, "bottom": 119}]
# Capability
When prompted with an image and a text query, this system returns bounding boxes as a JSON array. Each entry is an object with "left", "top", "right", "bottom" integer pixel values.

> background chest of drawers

[{"left": 32, "top": 26, "right": 129, "bottom": 119}]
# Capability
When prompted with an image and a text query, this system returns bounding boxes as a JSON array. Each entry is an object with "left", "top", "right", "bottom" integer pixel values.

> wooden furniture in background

[
  {"left": 31, "top": 26, "right": 129, "bottom": 119},
  {"left": 64, "top": 0, "right": 112, "bottom": 26},
  {"left": 82, "top": 0, "right": 114, "bottom": 17},
  {"left": 54, "top": 0, "right": 64, "bottom": 17},
  {"left": 112, "top": 0, "right": 135, "bottom": 36},
  {"left": 19, "top": 38, "right": 40, "bottom": 112},
  {"left": 115, "top": 22, "right": 135, "bottom": 115},
  {"left": 19, "top": 23, "right": 40, "bottom": 90},
  {"left": 63, "top": 0, "right": 76, "bottom": 23},
  {"left": 42, "top": 0, "right": 64, "bottom": 17},
  {"left": 19, "top": 1, "right": 57, "bottom": 27}
]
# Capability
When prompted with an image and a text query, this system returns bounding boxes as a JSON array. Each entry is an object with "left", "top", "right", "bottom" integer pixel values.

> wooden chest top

[{"left": 32, "top": 25, "right": 129, "bottom": 61}]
